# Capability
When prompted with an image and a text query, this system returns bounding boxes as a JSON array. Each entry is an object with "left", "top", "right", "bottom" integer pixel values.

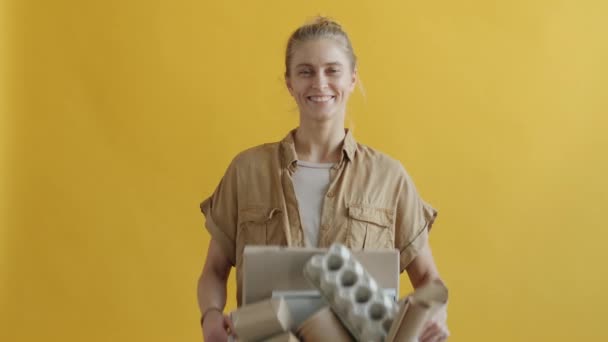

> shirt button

[{"left": 326, "top": 191, "right": 334, "bottom": 198}]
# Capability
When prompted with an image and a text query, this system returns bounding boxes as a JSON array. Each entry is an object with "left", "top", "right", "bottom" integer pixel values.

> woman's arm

[
  {"left": 197, "top": 238, "right": 233, "bottom": 341},
  {"left": 405, "top": 241, "right": 440, "bottom": 288},
  {"left": 406, "top": 242, "right": 450, "bottom": 342}
]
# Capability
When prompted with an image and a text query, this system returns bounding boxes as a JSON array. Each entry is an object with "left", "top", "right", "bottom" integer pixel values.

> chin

[{"left": 302, "top": 108, "right": 340, "bottom": 123}]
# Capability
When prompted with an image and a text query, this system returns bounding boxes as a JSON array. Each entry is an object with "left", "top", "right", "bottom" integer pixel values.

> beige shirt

[{"left": 200, "top": 129, "right": 437, "bottom": 305}]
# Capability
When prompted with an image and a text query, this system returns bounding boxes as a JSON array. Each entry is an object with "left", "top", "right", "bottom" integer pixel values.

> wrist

[{"left": 201, "top": 306, "right": 223, "bottom": 327}]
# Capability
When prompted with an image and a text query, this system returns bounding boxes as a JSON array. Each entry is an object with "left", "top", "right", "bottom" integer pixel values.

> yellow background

[{"left": 2, "top": 0, "right": 607, "bottom": 341}]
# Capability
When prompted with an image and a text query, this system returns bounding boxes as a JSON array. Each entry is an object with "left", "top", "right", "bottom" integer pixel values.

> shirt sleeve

[
  {"left": 394, "top": 166, "right": 438, "bottom": 273},
  {"left": 200, "top": 158, "right": 239, "bottom": 266}
]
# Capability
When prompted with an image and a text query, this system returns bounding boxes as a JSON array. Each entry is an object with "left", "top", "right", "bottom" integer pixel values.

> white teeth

[{"left": 308, "top": 96, "right": 334, "bottom": 102}]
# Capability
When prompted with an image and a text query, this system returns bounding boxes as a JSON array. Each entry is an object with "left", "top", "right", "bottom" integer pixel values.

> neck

[{"left": 295, "top": 119, "right": 346, "bottom": 163}]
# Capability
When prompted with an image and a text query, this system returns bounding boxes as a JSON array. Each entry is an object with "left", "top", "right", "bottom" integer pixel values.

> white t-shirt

[{"left": 292, "top": 160, "right": 334, "bottom": 247}]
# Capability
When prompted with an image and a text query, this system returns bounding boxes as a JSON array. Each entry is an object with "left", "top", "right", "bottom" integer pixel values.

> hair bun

[{"left": 311, "top": 15, "right": 342, "bottom": 29}]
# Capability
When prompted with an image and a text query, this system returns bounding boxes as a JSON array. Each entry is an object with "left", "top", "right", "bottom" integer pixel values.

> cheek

[{"left": 336, "top": 80, "right": 354, "bottom": 95}]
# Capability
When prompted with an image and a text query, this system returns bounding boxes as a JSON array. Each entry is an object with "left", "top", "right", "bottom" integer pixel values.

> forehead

[{"left": 290, "top": 38, "right": 350, "bottom": 67}]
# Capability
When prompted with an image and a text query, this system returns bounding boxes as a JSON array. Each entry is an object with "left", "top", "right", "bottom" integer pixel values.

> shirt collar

[{"left": 280, "top": 128, "right": 357, "bottom": 170}]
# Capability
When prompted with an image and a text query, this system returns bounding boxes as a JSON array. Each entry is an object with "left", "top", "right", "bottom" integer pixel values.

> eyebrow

[{"left": 295, "top": 62, "right": 344, "bottom": 68}]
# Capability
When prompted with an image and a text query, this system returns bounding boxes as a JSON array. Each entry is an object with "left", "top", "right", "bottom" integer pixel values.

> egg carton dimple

[{"left": 303, "top": 243, "right": 398, "bottom": 342}]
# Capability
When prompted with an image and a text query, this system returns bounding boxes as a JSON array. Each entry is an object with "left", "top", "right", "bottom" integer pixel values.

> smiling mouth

[{"left": 307, "top": 95, "right": 335, "bottom": 103}]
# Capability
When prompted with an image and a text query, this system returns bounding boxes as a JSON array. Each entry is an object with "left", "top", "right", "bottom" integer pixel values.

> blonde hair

[{"left": 284, "top": 16, "right": 358, "bottom": 78}]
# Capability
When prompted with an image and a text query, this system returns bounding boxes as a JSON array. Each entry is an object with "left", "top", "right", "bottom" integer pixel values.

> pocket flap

[
  {"left": 239, "top": 207, "right": 281, "bottom": 223},
  {"left": 348, "top": 206, "right": 394, "bottom": 228}
]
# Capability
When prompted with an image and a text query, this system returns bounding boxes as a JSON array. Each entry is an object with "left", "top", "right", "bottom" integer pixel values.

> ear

[{"left": 349, "top": 68, "right": 358, "bottom": 92}]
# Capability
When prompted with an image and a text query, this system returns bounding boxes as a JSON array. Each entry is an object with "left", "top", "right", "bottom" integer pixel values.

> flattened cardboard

[
  {"left": 242, "top": 246, "right": 399, "bottom": 305},
  {"left": 230, "top": 298, "right": 292, "bottom": 342}
]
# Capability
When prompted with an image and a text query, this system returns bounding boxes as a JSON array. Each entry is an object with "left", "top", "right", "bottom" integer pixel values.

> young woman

[{"left": 198, "top": 17, "right": 449, "bottom": 342}]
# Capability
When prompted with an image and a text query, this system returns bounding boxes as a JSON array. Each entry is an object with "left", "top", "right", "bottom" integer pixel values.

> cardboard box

[
  {"left": 230, "top": 297, "right": 292, "bottom": 342},
  {"left": 242, "top": 246, "right": 399, "bottom": 305}
]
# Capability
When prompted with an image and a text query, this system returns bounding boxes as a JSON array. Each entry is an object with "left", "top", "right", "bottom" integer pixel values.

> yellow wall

[{"left": 2, "top": 0, "right": 607, "bottom": 341}]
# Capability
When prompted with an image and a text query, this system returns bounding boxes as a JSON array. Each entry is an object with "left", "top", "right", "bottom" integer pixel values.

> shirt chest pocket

[
  {"left": 236, "top": 207, "right": 284, "bottom": 266},
  {"left": 347, "top": 206, "right": 395, "bottom": 250}
]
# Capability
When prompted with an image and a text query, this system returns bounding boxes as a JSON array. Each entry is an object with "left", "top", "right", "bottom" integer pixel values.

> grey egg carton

[{"left": 303, "top": 243, "right": 398, "bottom": 342}]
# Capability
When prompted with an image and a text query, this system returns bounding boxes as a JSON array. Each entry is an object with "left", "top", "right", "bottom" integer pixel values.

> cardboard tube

[
  {"left": 263, "top": 332, "right": 301, "bottom": 342},
  {"left": 231, "top": 298, "right": 292, "bottom": 341},
  {"left": 390, "top": 298, "right": 430, "bottom": 342},
  {"left": 386, "top": 279, "right": 448, "bottom": 342},
  {"left": 296, "top": 307, "right": 354, "bottom": 342}
]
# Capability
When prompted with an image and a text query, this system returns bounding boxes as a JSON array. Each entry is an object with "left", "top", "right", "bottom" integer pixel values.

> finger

[
  {"left": 420, "top": 322, "right": 441, "bottom": 342},
  {"left": 419, "top": 319, "right": 433, "bottom": 339},
  {"left": 434, "top": 323, "right": 449, "bottom": 341},
  {"left": 223, "top": 315, "right": 234, "bottom": 330},
  {"left": 433, "top": 331, "right": 448, "bottom": 342},
  {"left": 419, "top": 321, "right": 438, "bottom": 339},
  {"left": 224, "top": 315, "right": 236, "bottom": 337},
  {"left": 431, "top": 327, "right": 449, "bottom": 342}
]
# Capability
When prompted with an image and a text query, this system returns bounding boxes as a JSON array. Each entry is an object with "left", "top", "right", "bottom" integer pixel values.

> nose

[{"left": 312, "top": 73, "right": 328, "bottom": 90}]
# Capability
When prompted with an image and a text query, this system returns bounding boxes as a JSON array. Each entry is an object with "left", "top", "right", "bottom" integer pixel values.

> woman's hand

[
  {"left": 419, "top": 304, "right": 449, "bottom": 342},
  {"left": 202, "top": 310, "right": 235, "bottom": 342},
  {"left": 405, "top": 242, "right": 449, "bottom": 341}
]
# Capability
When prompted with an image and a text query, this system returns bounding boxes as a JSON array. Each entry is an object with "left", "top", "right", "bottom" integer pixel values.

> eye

[
  {"left": 299, "top": 69, "right": 312, "bottom": 76},
  {"left": 327, "top": 68, "right": 341, "bottom": 75}
]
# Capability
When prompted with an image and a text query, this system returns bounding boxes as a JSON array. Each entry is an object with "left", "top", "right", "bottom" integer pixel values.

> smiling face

[{"left": 286, "top": 38, "right": 357, "bottom": 123}]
